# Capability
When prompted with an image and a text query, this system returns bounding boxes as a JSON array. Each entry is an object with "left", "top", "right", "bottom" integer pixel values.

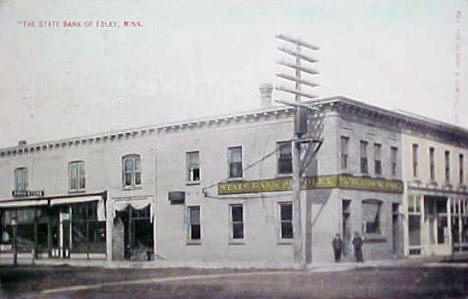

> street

[{"left": 1, "top": 259, "right": 468, "bottom": 298}]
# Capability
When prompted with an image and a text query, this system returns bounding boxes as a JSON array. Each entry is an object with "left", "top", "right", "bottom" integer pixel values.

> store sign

[
  {"left": 218, "top": 175, "right": 403, "bottom": 195},
  {"left": 12, "top": 190, "right": 45, "bottom": 197}
]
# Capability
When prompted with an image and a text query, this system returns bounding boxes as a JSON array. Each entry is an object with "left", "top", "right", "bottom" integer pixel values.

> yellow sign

[{"left": 218, "top": 175, "right": 403, "bottom": 195}]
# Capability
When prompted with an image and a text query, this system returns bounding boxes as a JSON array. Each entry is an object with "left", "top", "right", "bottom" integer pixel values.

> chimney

[
  {"left": 259, "top": 83, "right": 273, "bottom": 108},
  {"left": 18, "top": 140, "right": 27, "bottom": 147}
]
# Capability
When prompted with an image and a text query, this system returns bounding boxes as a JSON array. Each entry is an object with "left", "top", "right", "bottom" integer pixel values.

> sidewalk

[{"left": 1, "top": 252, "right": 467, "bottom": 271}]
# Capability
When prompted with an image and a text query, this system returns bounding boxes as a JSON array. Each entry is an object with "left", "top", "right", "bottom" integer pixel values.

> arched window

[
  {"left": 14, "top": 167, "right": 28, "bottom": 191},
  {"left": 362, "top": 199, "right": 383, "bottom": 235},
  {"left": 122, "top": 154, "right": 141, "bottom": 188},
  {"left": 69, "top": 161, "right": 85, "bottom": 191}
]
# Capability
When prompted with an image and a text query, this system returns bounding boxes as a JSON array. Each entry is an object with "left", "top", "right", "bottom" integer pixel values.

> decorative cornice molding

[{"left": 0, "top": 106, "right": 294, "bottom": 158}]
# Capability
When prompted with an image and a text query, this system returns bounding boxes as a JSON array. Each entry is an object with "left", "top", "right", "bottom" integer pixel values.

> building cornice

[{"left": 0, "top": 106, "right": 295, "bottom": 158}]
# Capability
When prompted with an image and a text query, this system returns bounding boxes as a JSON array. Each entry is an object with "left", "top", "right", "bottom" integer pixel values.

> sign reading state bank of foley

[{"left": 218, "top": 175, "right": 404, "bottom": 195}]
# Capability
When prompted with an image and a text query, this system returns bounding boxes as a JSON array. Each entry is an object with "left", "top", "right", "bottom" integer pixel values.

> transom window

[
  {"left": 14, "top": 167, "right": 28, "bottom": 191},
  {"left": 69, "top": 161, "right": 85, "bottom": 191},
  {"left": 122, "top": 154, "right": 141, "bottom": 188},
  {"left": 277, "top": 142, "right": 292, "bottom": 175},
  {"left": 228, "top": 147, "right": 243, "bottom": 179}
]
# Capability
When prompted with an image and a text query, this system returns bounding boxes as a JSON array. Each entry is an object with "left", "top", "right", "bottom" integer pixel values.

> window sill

[
  {"left": 364, "top": 234, "right": 386, "bottom": 243},
  {"left": 186, "top": 181, "right": 201, "bottom": 186},
  {"left": 227, "top": 177, "right": 243, "bottom": 182},
  {"left": 186, "top": 241, "right": 202, "bottom": 246},
  {"left": 68, "top": 189, "right": 86, "bottom": 194},
  {"left": 122, "top": 186, "right": 143, "bottom": 191},
  {"left": 276, "top": 174, "right": 292, "bottom": 178},
  {"left": 229, "top": 240, "right": 245, "bottom": 245},
  {"left": 277, "top": 240, "right": 293, "bottom": 245}
]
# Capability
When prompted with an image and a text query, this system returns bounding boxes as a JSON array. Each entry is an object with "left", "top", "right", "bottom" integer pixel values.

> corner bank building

[{"left": 0, "top": 96, "right": 467, "bottom": 267}]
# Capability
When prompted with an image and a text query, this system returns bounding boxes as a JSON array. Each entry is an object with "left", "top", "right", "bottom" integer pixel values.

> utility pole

[{"left": 275, "top": 34, "right": 319, "bottom": 268}]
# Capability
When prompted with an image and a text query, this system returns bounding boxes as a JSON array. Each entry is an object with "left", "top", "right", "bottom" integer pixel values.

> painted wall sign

[
  {"left": 218, "top": 175, "right": 403, "bottom": 195},
  {"left": 12, "top": 190, "right": 45, "bottom": 197}
]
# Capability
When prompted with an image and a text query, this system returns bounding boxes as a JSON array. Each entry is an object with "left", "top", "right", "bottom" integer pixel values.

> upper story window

[
  {"left": 429, "top": 147, "right": 435, "bottom": 180},
  {"left": 362, "top": 199, "right": 382, "bottom": 235},
  {"left": 445, "top": 150, "right": 450, "bottom": 182},
  {"left": 186, "top": 151, "right": 200, "bottom": 182},
  {"left": 412, "top": 144, "right": 418, "bottom": 178},
  {"left": 14, "top": 167, "right": 28, "bottom": 191},
  {"left": 69, "top": 161, "right": 85, "bottom": 191},
  {"left": 277, "top": 141, "right": 292, "bottom": 175},
  {"left": 122, "top": 154, "right": 141, "bottom": 188},
  {"left": 340, "top": 136, "right": 349, "bottom": 171},
  {"left": 460, "top": 154, "right": 464, "bottom": 185},
  {"left": 360, "top": 140, "right": 368, "bottom": 174},
  {"left": 374, "top": 143, "right": 382, "bottom": 176},
  {"left": 391, "top": 146, "right": 398, "bottom": 176},
  {"left": 228, "top": 146, "right": 243, "bottom": 179},
  {"left": 279, "top": 202, "right": 293, "bottom": 240}
]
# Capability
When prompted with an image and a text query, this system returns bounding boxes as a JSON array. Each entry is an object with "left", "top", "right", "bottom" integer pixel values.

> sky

[{"left": 0, "top": 0, "right": 467, "bottom": 147}]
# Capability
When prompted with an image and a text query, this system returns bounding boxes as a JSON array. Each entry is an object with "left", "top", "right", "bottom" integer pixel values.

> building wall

[{"left": 401, "top": 131, "right": 468, "bottom": 256}]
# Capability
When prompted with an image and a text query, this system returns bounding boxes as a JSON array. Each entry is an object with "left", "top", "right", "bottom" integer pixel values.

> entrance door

[
  {"left": 50, "top": 208, "right": 71, "bottom": 259},
  {"left": 392, "top": 203, "right": 399, "bottom": 255},
  {"left": 60, "top": 212, "right": 71, "bottom": 259},
  {"left": 424, "top": 196, "right": 450, "bottom": 255},
  {"left": 342, "top": 200, "right": 351, "bottom": 257},
  {"left": 115, "top": 206, "right": 154, "bottom": 261}
]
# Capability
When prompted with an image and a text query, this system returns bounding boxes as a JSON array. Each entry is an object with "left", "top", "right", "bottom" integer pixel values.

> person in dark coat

[
  {"left": 332, "top": 233, "right": 343, "bottom": 262},
  {"left": 352, "top": 232, "right": 364, "bottom": 262}
]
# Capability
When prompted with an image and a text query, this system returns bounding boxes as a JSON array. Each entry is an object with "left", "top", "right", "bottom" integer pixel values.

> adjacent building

[{"left": 0, "top": 96, "right": 466, "bottom": 267}]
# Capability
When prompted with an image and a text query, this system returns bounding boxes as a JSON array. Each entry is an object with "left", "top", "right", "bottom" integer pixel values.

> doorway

[
  {"left": 115, "top": 205, "right": 153, "bottom": 261},
  {"left": 50, "top": 207, "right": 71, "bottom": 258}
]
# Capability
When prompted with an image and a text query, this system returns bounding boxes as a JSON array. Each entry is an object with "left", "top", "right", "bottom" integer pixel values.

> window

[
  {"left": 360, "top": 141, "right": 368, "bottom": 174},
  {"left": 429, "top": 147, "right": 435, "bottom": 180},
  {"left": 71, "top": 202, "right": 106, "bottom": 253},
  {"left": 374, "top": 143, "right": 382, "bottom": 176},
  {"left": 69, "top": 161, "right": 85, "bottom": 191},
  {"left": 340, "top": 136, "right": 349, "bottom": 171},
  {"left": 391, "top": 146, "right": 397, "bottom": 176},
  {"left": 188, "top": 206, "right": 201, "bottom": 241},
  {"left": 412, "top": 144, "right": 418, "bottom": 177},
  {"left": 279, "top": 202, "right": 293, "bottom": 239},
  {"left": 186, "top": 151, "right": 200, "bottom": 182},
  {"left": 228, "top": 147, "right": 243, "bottom": 179},
  {"left": 445, "top": 150, "right": 450, "bottom": 182},
  {"left": 122, "top": 155, "right": 141, "bottom": 188},
  {"left": 14, "top": 167, "right": 28, "bottom": 191},
  {"left": 362, "top": 200, "right": 382, "bottom": 235},
  {"left": 459, "top": 154, "right": 464, "bottom": 185},
  {"left": 277, "top": 142, "right": 292, "bottom": 175},
  {"left": 230, "top": 204, "right": 244, "bottom": 240}
]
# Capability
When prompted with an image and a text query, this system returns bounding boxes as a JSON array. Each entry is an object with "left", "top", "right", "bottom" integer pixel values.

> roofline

[{"left": 1, "top": 95, "right": 467, "bottom": 153}]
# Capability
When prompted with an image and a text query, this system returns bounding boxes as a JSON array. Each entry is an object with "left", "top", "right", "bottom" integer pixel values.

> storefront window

[
  {"left": 362, "top": 200, "right": 382, "bottom": 235},
  {"left": 71, "top": 202, "right": 106, "bottom": 254}
]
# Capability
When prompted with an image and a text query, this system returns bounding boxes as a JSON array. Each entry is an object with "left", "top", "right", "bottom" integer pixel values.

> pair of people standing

[{"left": 332, "top": 232, "right": 364, "bottom": 263}]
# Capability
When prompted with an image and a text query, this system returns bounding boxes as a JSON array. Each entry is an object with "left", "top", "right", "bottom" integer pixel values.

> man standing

[
  {"left": 352, "top": 232, "right": 364, "bottom": 263},
  {"left": 332, "top": 233, "right": 343, "bottom": 262}
]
